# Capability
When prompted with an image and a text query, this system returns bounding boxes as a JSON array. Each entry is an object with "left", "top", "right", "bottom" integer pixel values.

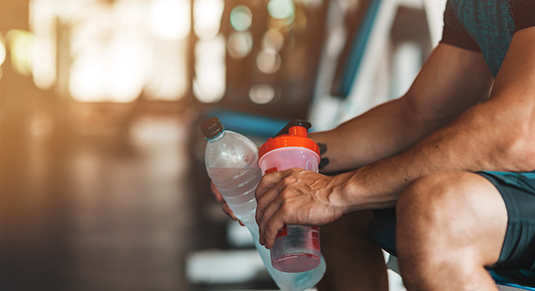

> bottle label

[
  {"left": 265, "top": 167, "right": 278, "bottom": 174},
  {"left": 276, "top": 225, "right": 288, "bottom": 238}
]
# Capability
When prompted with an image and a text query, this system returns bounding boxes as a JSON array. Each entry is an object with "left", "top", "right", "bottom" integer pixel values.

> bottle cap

[
  {"left": 201, "top": 117, "right": 224, "bottom": 139},
  {"left": 259, "top": 123, "right": 320, "bottom": 159}
]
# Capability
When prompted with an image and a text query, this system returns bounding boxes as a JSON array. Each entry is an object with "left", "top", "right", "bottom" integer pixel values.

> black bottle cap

[
  {"left": 201, "top": 117, "right": 224, "bottom": 139},
  {"left": 274, "top": 119, "right": 311, "bottom": 137}
]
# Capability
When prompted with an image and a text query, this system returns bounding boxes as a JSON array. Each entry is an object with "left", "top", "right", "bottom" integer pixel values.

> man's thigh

[{"left": 368, "top": 171, "right": 535, "bottom": 286}]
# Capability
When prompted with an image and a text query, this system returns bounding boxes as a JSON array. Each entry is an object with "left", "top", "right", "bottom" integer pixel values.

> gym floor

[{"left": 1, "top": 114, "right": 220, "bottom": 291}]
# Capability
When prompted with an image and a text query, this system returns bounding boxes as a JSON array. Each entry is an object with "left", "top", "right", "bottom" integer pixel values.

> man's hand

[
  {"left": 255, "top": 168, "right": 344, "bottom": 248},
  {"left": 211, "top": 181, "right": 244, "bottom": 226}
]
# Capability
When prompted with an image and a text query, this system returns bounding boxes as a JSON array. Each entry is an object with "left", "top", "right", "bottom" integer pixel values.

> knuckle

[
  {"left": 281, "top": 177, "right": 292, "bottom": 187},
  {"left": 289, "top": 167, "right": 301, "bottom": 174},
  {"left": 267, "top": 220, "right": 280, "bottom": 233},
  {"left": 267, "top": 228, "right": 277, "bottom": 241},
  {"left": 281, "top": 203, "right": 293, "bottom": 214},
  {"left": 279, "top": 190, "right": 294, "bottom": 203},
  {"left": 281, "top": 175, "right": 297, "bottom": 186}
]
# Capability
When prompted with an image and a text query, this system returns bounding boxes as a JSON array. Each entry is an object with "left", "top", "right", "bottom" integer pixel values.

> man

[{"left": 251, "top": 1, "right": 535, "bottom": 290}]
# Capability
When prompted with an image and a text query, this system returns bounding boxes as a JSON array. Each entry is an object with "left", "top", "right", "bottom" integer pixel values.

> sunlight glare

[
  {"left": 194, "top": 36, "right": 226, "bottom": 103},
  {"left": 194, "top": 0, "right": 224, "bottom": 40},
  {"left": 6, "top": 30, "right": 34, "bottom": 76},
  {"left": 107, "top": 37, "right": 147, "bottom": 102},
  {"left": 69, "top": 51, "right": 106, "bottom": 102},
  {"left": 150, "top": 0, "right": 191, "bottom": 40},
  {"left": 0, "top": 38, "right": 6, "bottom": 67}
]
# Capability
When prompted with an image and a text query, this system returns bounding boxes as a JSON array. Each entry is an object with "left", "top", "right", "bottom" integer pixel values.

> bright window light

[
  {"left": 29, "top": 0, "right": 191, "bottom": 102},
  {"left": 69, "top": 36, "right": 147, "bottom": 103},
  {"left": 69, "top": 50, "right": 106, "bottom": 102},
  {"left": 6, "top": 30, "right": 35, "bottom": 76},
  {"left": 0, "top": 38, "right": 6, "bottom": 67},
  {"left": 150, "top": 0, "right": 191, "bottom": 40},
  {"left": 194, "top": 0, "right": 224, "bottom": 40},
  {"left": 107, "top": 37, "right": 147, "bottom": 102},
  {"left": 194, "top": 36, "right": 226, "bottom": 103},
  {"left": 30, "top": 0, "right": 57, "bottom": 89},
  {"left": 144, "top": 41, "right": 189, "bottom": 101}
]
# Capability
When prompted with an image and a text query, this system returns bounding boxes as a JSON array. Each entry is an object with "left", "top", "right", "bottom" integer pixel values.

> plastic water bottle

[
  {"left": 201, "top": 117, "right": 326, "bottom": 291},
  {"left": 258, "top": 119, "right": 323, "bottom": 273}
]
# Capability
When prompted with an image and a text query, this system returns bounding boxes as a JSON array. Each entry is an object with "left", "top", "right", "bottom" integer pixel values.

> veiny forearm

[
  {"left": 335, "top": 92, "right": 535, "bottom": 212},
  {"left": 333, "top": 28, "right": 535, "bottom": 212},
  {"left": 312, "top": 45, "right": 495, "bottom": 175},
  {"left": 311, "top": 96, "right": 436, "bottom": 174}
]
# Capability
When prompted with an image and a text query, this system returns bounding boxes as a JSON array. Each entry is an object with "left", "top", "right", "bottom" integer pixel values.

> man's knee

[
  {"left": 395, "top": 174, "right": 460, "bottom": 275},
  {"left": 395, "top": 173, "right": 474, "bottom": 287},
  {"left": 394, "top": 172, "right": 507, "bottom": 287},
  {"left": 396, "top": 172, "right": 505, "bottom": 246},
  {"left": 396, "top": 173, "right": 461, "bottom": 234}
]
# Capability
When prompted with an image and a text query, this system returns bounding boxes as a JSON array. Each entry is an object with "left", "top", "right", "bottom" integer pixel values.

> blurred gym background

[{"left": 0, "top": 0, "right": 444, "bottom": 290}]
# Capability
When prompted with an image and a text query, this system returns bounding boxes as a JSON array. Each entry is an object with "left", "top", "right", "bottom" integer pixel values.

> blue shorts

[
  {"left": 367, "top": 171, "right": 535, "bottom": 287},
  {"left": 477, "top": 171, "right": 535, "bottom": 287}
]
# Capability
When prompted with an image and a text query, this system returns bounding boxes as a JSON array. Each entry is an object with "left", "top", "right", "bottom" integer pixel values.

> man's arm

[
  {"left": 255, "top": 28, "right": 535, "bottom": 248},
  {"left": 314, "top": 43, "right": 494, "bottom": 173},
  {"left": 334, "top": 27, "right": 535, "bottom": 212}
]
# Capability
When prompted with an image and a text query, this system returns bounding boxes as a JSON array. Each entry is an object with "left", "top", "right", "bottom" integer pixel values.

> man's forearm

[
  {"left": 333, "top": 94, "right": 535, "bottom": 212},
  {"left": 312, "top": 45, "right": 496, "bottom": 175},
  {"left": 311, "top": 96, "right": 437, "bottom": 174}
]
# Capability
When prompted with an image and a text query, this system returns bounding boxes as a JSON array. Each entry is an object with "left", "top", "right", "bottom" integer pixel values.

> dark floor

[{"left": 0, "top": 113, "right": 246, "bottom": 291}]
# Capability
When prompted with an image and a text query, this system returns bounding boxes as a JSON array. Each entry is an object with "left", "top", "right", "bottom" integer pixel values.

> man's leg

[
  {"left": 317, "top": 210, "right": 388, "bottom": 291},
  {"left": 396, "top": 172, "right": 508, "bottom": 290}
]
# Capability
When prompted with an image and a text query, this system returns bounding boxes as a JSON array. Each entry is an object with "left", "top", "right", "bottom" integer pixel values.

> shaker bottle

[
  {"left": 258, "top": 119, "right": 322, "bottom": 273},
  {"left": 202, "top": 117, "right": 326, "bottom": 290}
]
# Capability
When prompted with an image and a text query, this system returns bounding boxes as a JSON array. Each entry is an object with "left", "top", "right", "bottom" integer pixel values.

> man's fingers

[
  {"left": 263, "top": 212, "right": 286, "bottom": 249},
  {"left": 255, "top": 169, "right": 300, "bottom": 246},
  {"left": 212, "top": 181, "right": 242, "bottom": 224},
  {"left": 221, "top": 203, "right": 237, "bottom": 220},
  {"left": 255, "top": 171, "right": 284, "bottom": 199},
  {"left": 211, "top": 181, "right": 224, "bottom": 202},
  {"left": 255, "top": 184, "right": 282, "bottom": 224},
  {"left": 255, "top": 170, "right": 296, "bottom": 220},
  {"left": 257, "top": 197, "right": 283, "bottom": 245}
]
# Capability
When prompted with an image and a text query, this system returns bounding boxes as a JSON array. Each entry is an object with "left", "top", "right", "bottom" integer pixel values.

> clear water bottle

[
  {"left": 202, "top": 117, "right": 261, "bottom": 225},
  {"left": 201, "top": 117, "right": 326, "bottom": 291}
]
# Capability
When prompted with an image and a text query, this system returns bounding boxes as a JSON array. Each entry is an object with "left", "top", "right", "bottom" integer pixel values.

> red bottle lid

[{"left": 258, "top": 125, "right": 320, "bottom": 159}]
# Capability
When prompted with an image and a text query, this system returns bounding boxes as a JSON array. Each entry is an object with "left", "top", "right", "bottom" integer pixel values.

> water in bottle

[{"left": 201, "top": 117, "right": 326, "bottom": 290}]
